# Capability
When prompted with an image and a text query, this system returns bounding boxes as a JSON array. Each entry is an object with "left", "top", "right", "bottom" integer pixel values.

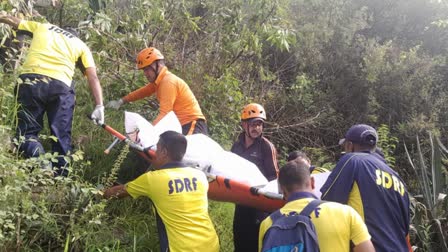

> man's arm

[
  {"left": 258, "top": 217, "right": 272, "bottom": 252},
  {"left": 85, "top": 67, "right": 104, "bottom": 124},
  {"left": 85, "top": 67, "right": 103, "bottom": 106},
  {"left": 0, "top": 15, "right": 21, "bottom": 29},
  {"left": 353, "top": 240, "right": 375, "bottom": 252},
  {"left": 103, "top": 184, "right": 129, "bottom": 199},
  {"left": 320, "top": 154, "right": 357, "bottom": 203},
  {"left": 122, "top": 83, "right": 156, "bottom": 103},
  {"left": 261, "top": 138, "right": 279, "bottom": 181},
  {"left": 348, "top": 204, "right": 375, "bottom": 252}
]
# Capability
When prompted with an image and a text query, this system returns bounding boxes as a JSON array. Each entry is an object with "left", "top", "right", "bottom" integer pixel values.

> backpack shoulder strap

[
  {"left": 264, "top": 202, "right": 322, "bottom": 252},
  {"left": 299, "top": 199, "right": 324, "bottom": 217},
  {"left": 269, "top": 209, "right": 283, "bottom": 222}
]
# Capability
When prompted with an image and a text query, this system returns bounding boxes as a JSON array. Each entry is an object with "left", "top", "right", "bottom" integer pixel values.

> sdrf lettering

[
  {"left": 375, "top": 169, "right": 405, "bottom": 196},
  {"left": 49, "top": 26, "right": 75, "bottom": 38},
  {"left": 168, "top": 177, "right": 198, "bottom": 194}
]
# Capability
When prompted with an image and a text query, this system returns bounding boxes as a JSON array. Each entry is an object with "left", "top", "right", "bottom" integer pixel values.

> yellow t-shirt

[
  {"left": 126, "top": 164, "right": 219, "bottom": 252},
  {"left": 18, "top": 20, "right": 96, "bottom": 86},
  {"left": 310, "top": 166, "right": 330, "bottom": 174},
  {"left": 259, "top": 193, "right": 371, "bottom": 252}
]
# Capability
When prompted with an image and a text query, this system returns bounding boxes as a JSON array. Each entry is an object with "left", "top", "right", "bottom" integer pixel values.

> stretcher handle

[
  {"left": 104, "top": 137, "right": 121, "bottom": 154},
  {"left": 206, "top": 173, "right": 284, "bottom": 200},
  {"left": 87, "top": 114, "right": 155, "bottom": 160},
  {"left": 259, "top": 191, "right": 284, "bottom": 200}
]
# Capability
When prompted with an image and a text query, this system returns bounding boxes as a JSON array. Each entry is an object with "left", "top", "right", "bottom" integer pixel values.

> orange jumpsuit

[{"left": 123, "top": 66, "right": 205, "bottom": 126}]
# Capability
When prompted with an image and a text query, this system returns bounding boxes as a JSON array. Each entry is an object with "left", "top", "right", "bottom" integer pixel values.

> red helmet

[
  {"left": 241, "top": 103, "right": 266, "bottom": 121},
  {"left": 136, "top": 47, "right": 164, "bottom": 69}
]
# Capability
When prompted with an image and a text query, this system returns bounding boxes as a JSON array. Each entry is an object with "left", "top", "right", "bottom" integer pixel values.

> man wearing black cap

[
  {"left": 231, "top": 103, "right": 279, "bottom": 252},
  {"left": 320, "top": 124, "right": 412, "bottom": 252}
]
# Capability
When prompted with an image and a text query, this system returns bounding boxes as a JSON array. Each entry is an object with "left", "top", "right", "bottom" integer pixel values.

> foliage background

[{"left": 1, "top": 0, "right": 448, "bottom": 251}]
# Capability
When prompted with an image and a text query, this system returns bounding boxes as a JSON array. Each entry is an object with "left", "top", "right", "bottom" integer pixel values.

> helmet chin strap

[
  {"left": 155, "top": 61, "right": 159, "bottom": 76},
  {"left": 150, "top": 61, "right": 160, "bottom": 80},
  {"left": 242, "top": 122, "right": 251, "bottom": 139}
]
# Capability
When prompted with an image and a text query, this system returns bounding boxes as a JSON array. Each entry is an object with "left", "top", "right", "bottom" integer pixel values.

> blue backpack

[{"left": 261, "top": 200, "right": 323, "bottom": 252}]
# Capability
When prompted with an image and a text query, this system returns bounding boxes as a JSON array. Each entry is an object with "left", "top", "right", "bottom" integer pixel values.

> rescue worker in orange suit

[
  {"left": 231, "top": 103, "right": 279, "bottom": 252},
  {"left": 107, "top": 47, "right": 208, "bottom": 135}
]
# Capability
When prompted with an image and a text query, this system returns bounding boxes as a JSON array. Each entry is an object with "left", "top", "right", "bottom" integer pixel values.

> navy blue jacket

[{"left": 320, "top": 151, "right": 410, "bottom": 252}]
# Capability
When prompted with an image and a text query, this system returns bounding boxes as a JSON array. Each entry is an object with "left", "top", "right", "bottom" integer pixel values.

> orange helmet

[
  {"left": 241, "top": 103, "right": 266, "bottom": 121},
  {"left": 136, "top": 47, "right": 164, "bottom": 69}
]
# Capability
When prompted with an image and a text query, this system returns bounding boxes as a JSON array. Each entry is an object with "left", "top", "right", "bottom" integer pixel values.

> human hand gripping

[
  {"left": 91, "top": 105, "right": 105, "bottom": 125},
  {"left": 106, "top": 99, "right": 124, "bottom": 110}
]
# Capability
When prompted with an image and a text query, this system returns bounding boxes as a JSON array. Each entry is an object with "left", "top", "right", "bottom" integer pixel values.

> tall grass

[{"left": 405, "top": 132, "right": 448, "bottom": 252}]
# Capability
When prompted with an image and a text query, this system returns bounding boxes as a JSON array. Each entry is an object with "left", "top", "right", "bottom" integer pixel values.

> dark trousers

[
  {"left": 15, "top": 74, "right": 75, "bottom": 175},
  {"left": 181, "top": 119, "right": 208, "bottom": 136},
  {"left": 233, "top": 205, "right": 269, "bottom": 252}
]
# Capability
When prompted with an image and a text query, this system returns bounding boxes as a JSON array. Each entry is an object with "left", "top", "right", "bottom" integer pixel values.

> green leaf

[{"left": 416, "top": 135, "right": 433, "bottom": 210}]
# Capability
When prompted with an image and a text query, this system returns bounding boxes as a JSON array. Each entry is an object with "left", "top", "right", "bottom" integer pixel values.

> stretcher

[
  {"left": 207, "top": 174, "right": 285, "bottom": 212},
  {"left": 93, "top": 112, "right": 288, "bottom": 212}
]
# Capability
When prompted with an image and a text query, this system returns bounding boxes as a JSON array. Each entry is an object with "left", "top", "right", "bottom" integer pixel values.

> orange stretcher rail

[
  {"left": 208, "top": 174, "right": 286, "bottom": 212},
  {"left": 95, "top": 119, "right": 286, "bottom": 212}
]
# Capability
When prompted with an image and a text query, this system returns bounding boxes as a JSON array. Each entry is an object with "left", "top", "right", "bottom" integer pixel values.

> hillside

[{"left": 1, "top": 0, "right": 448, "bottom": 251}]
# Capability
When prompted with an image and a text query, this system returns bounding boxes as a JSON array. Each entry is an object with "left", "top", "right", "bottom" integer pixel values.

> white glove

[
  {"left": 106, "top": 99, "right": 124, "bottom": 110},
  {"left": 91, "top": 105, "right": 105, "bottom": 125}
]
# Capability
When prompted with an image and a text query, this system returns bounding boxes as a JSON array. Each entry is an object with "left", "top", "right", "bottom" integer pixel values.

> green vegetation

[
  {"left": 405, "top": 132, "right": 448, "bottom": 252},
  {"left": 1, "top": 0, "right": 448, "bottom": 251}
]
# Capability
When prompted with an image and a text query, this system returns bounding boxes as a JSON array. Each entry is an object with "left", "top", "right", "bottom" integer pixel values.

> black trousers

[
  {"left": 233, "top": 204, "right": 269, "bottom": 252},
  {"left": 181, "top": 119, "right": 208, "bottom": 136},
  {"left": 15, "top": 74, "right": 75, "bottom": 175}
]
